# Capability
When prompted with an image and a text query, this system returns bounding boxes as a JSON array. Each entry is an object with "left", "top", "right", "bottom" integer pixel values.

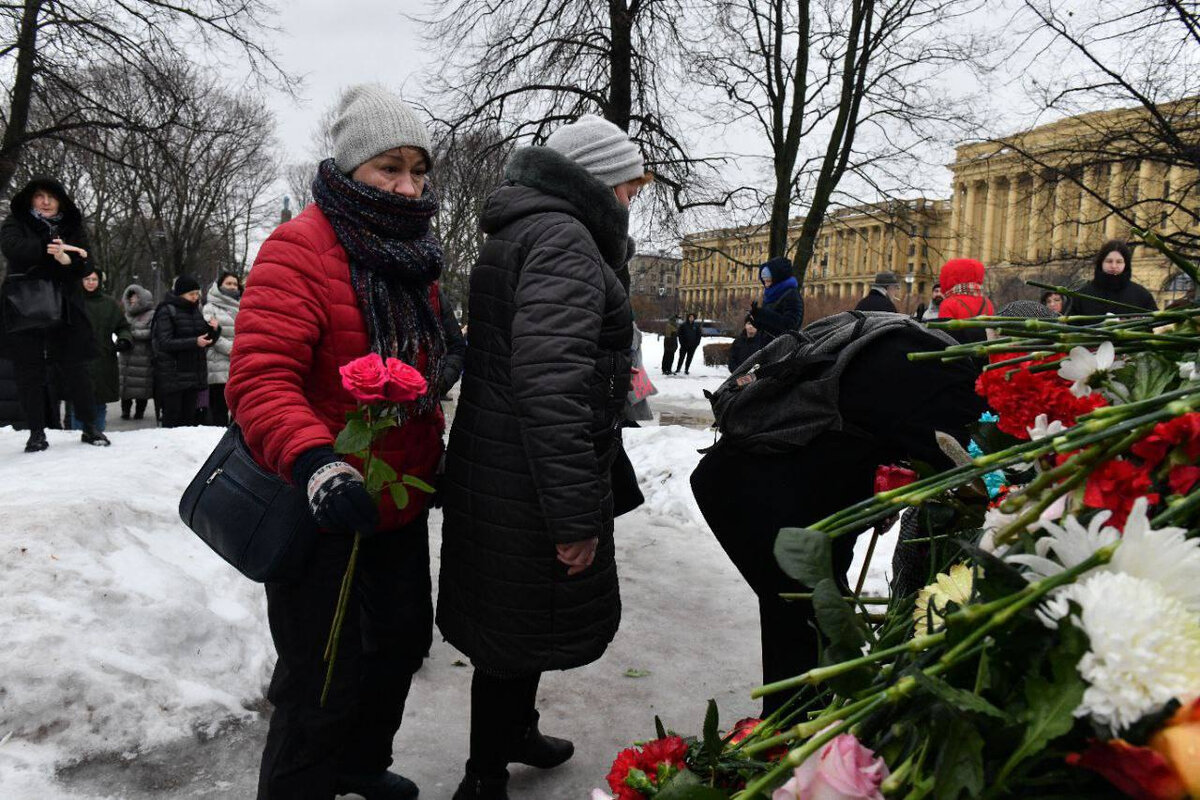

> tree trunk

[
  {"left": 0, "top": 0, "right": 46, "bottom": 196},
  {"left": 608, "top": 1, "right": 634, "bottom": 130}
]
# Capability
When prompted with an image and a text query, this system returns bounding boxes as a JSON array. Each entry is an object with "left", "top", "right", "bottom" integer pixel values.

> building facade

[{"left": 627, "top": 251, "right": 683, "bottom": 320}]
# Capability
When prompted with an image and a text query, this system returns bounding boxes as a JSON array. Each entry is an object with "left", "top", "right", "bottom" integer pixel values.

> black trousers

[
  {"left": 159, "top": 388, "right": 199, "bottom": 428},
  {"left": 661, "top": 340, "right": 678, "bottom": 373},
  {"left": 121, "top": 397, "right": 150, "bottom": 418},
  {"left": 691, "top": 435, "right": 880, "bottom": 716},
  {"left": 208, "top": 383, "right": 230, "bottom": 427},
  {"left": 466, "top": 670, "right": 541, "bottom": 777},
  {"left": 258, "top": 514, "right": 433, "bottom": 800},
  {"left": 675, "top": 345, "right": 698, "bottom": 373},
  {"left": 14, "top": 358, "right": 95, "bottom": 431}
]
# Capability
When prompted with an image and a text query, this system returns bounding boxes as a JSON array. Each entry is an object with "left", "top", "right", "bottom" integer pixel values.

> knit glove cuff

[{"left": 306, "top": 461, "right": 365, "bottom": 514}]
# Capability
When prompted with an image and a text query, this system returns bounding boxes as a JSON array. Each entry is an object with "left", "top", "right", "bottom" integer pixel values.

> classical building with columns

[{"left": 677, "top": 102, "right": 1198, "bottom": 322}]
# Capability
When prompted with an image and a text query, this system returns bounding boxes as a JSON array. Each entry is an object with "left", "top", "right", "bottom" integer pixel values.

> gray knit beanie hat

[
  {"left": 331, "top": 84, "right": 432, "bottom": 174},
  {"left": 544, "top": 115, "right": 645, "bottom": 187}
]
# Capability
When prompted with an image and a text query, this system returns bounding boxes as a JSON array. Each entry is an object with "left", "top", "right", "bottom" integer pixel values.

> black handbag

[
  {"left": 611, "top": 438, "right": 644, "bottom": 518},
  {"left": 179, "top": 424, "right": 317, "bottom": 582},
  {"left": 1, "top": 276, "right": 63, "bottom": 333}
]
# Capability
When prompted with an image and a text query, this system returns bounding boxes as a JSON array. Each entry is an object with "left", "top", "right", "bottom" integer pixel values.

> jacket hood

[
  {"left": 206, "top": 280, "right": 242, "bottom": 309},
  {"left": 939, "top": 258, "right": 986, "bottom": 293},
  {"left": 759, "top": 256, "right": 794, "bottom": 285},
  {"left": 1093, "top": 255, "right": 1133, "bottom": 292},
  {"left": 122, "top": 284, "right": 155, "bottom": 315},
  {"left": 481, "top": 146, "right": 631, "bottom": 270},
  {"left": 10, "top": 176, "right": 82, "bottom": 225}
]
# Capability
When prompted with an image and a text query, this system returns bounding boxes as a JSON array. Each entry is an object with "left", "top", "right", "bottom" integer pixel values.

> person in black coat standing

[
  {"left": 0, "top": 177, "right": 109, "bottom": 450},
  {"left": 750, "top": 256, "right": 803, "bottom": 335},
  {"left": 855, "top": 271, "right": 901, "bottom": 313},
  {"left": 438, "top": 115, "right": 645, "bottom": 800},
  {"left": 727, "top": 316, "right": 770, "bottom": 371},
  {"left": 152, "top": 274, "right": 219, "bottom": 428},
  {"left": 1070, "top": 240, "right": 1158, "bottom": 317},
  {"left": 438, "top": 286, "right": 467, "bottom": 397},
  {"left": 674, "top": 312, "right": 702, "bottom": 374},
  {"left": 662, "top": 314, "right": 679, "bottom": 374}
]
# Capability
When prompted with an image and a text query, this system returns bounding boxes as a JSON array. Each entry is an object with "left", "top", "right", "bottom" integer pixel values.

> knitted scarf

[
  {"left": 312, "top": 158, "right": 446, "bottom": 416},
  {"left": 763, "top": 275, "right": 798, "bottom": 305}
]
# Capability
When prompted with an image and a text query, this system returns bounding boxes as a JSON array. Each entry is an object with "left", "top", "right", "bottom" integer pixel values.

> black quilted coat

[{"left": 437, "top": 146, "right": 634, "bottom": 674}]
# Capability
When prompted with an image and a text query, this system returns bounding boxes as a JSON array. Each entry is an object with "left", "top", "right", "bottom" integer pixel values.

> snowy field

[{"left": 0, "top": 386, "right": 894, "bottom": 799}]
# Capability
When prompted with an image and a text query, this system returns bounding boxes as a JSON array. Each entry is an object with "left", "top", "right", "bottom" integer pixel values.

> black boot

[
  {"left": 81, "top": 426, "right": 111, "bottom": 446},
  {"left": 24, "top": 429, "right": 49, "bottom": 453},
  {"left": 451, "top": 766, "right": 509, "bottom": 800},
  {"left": 334, "top": 769, "right": 419, "bottom": 800},
  {"left": 507, "top": 711, "right": 574, "bottom": 769}
]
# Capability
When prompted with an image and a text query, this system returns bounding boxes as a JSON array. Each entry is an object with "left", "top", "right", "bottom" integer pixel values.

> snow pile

[{"left": 0, "top": 426, "right": 273, "bottom": 791}]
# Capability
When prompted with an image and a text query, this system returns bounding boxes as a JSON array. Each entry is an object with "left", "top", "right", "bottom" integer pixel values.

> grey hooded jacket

[
  {"left": 120, "top": 284, "right": 156, "bottom": 401},
  {"left": 202, "top": 282, "right": 240, "bottom": 384}
]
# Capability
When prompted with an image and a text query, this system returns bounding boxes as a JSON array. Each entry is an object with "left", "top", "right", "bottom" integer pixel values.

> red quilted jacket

[{"left": 225, "top": 204, "right": 444, "bottom": 530}]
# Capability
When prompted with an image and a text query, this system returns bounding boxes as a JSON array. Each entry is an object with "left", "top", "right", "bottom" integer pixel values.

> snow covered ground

[{"left": 0, "top": 394, "right": 894, "bottom": 798}]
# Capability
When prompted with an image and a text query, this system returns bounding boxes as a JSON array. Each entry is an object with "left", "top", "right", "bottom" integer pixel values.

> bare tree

[
  {"left": 693, "top": 0, "right": 986, "bottom": 282},
  {"left": 421, "top": 0, "right": 724, "bottom": 219},
  {"left": 0, "top": 0, "right": 290, "bottom": 196}
]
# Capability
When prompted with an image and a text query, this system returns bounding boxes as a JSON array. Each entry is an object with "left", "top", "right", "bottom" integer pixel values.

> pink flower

[
  {"left": 383, "top": 358, "right": 428, "bottom": 404},
  {"left": 773, "top": 734, "right": 889, "bottom": 800},
  {"left": 339, "top": 353, "right": 389, "bottom": 403}
]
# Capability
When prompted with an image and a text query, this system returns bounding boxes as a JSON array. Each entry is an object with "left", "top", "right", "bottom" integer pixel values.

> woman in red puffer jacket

[
  {"left": 936, "top": 257, "right": 995, "bottom": 320},
  {"left": 225, "top": 84, "right": 444, "bottom": 800}
]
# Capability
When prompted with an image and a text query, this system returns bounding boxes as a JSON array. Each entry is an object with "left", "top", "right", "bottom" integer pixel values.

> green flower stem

[
  {"left": 320, "top": 531, "right": 361, "bottom": 707},
  {"left": 735, "top": 697, "right": 888, "bottom": 799},
  {"left": 1137, "top": 228, "right": 1200, "bottom": 284},
  {"left": 777, "top": 593, "right": 891, "bottom": 604},
  {"left": 1023, "top": 280, "right": 1159, "bottom": 313},
  {"left": 751, "top": 634, "right": 945, "bottom": 699},
  {"left": 1152, "top": 488, "right": 1200, "bottom": 528}
]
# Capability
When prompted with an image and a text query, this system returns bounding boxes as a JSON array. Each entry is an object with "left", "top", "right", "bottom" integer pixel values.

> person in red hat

[{"left": 936, "top": 258, "right": 994, "bottom": 320}]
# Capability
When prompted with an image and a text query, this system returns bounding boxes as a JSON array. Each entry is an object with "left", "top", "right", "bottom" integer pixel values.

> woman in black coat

[
  {"left": 0, "top": 177, "right": 108, "bottom": 450},
  {"left": 1070, "top": 240, "right": 1158, "bottom": 317},
  {"left": 750, "top": 255, "right": 803, "bottom": 335},
  {"left": 438, "top": 115, "right": 646, "bottom": 800},
  {"left": 151, "top": 274, "right": 218, "bottom": 427},
  {"left": 727, "top": 316, "right": 770, "bottom": 371}
]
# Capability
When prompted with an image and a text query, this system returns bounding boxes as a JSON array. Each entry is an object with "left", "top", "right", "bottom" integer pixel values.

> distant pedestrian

[
  {"left": 152, "top": 274, "right": 218, "bottom": 428},
  {"left": 74, "top": 268, "right": 131, "bottom": 431},
  {"left": 750, "top": 256, "right": 803, "bottom": 335},
  {"left": 936, "top": 258, "right": 994, "bottom": 320},
  {"left": 674, "top": 312, "right": 702, "bottom": 374},
  {"left": 1040, "top": 290, "right": 1065, "bottom": 316},
  {"left": 119, "top": 284, "right": 156, "bottom": 421},
  {"left": 0, "top": 176, "right": 109, "bottom": 450},
  {"left": 728, "top": 316, "right": 770, "bottom": 371},
  {"left": 855, "top": 271, "right": 901, "bottom": 313},
  {"left": 437, "top": 286, "right": 466, "bottom": 397},
  {"left": 202, "top": 271, "right": 241, "bottom": 426},
  {"left": 1069, "top": 240, "right": 1158, "bottom": 317},
  {"left": 915, "top": 286, "right": 944, "bottom": 321},
  {"left": 662, "top": 314, "right": 679, "bottom": 374}
]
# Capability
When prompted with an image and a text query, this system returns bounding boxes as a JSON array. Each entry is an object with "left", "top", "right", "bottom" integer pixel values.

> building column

[
  {"left": 1166, "top": 164, "right": 1186, "bottom": 235},
  {"left": 1003, "top": 173, "right": 1023, "bottom": 263},
  {"left": 1077, "top": 164, "right": 1102, "bottom": 254},
  {"left": 949, "top": 183, "right": 962, "bottom": 254},
  {"left": 1051, "top": 175, "right": 1071, "bottom": 257},
  {"left": 1104, "top": 160, "right": 1126, "bottom": 241},
  {"left": 980, "top": 179, "right": 999, "bottom": 263},
  {"left": 962, "top": 180, "right": 979, "bottom": 257},
  {"left": 1136, "top": 159, "right": 1159, "bottom": 231}
]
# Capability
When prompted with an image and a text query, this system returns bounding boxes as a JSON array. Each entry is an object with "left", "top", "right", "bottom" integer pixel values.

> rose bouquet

[
  {"left": 598, "top": 231, "right": 1200, "bottom": 798},
  {"left": 321, "top": 352, "right": 435, "bottom": 705}
]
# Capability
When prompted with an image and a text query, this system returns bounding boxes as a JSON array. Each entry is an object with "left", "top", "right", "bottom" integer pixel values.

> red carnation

[
  {"left": 1156, "top": 413, "right": 1200, "bottom": 461},
  {"left": 1067, "top": 738, "right": 1187, "bottom": 800},
  {"left": 605, "top": 736, "right": 689, "bottom": 800},
  {"left": 975, "top": 353, "right": 1105, "bottom": 440},
  {"left": 1084, "top": 459, "right": 1161, "bottom": 528},
  {"left": 874, "top": 465, "right": 918, "bottom": 494},
  {"left": 1168, "top": 465, "right": 1200, "bottom": 496}
]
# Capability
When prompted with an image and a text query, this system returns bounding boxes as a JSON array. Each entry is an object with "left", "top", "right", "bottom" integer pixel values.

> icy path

[{"left": 0, "top": 421, "right": 893, "bottom": 799}]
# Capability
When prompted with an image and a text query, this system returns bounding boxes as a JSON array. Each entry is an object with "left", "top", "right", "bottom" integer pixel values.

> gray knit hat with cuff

[
  {"left": 544, "top": 115, "right": 645, "bottom": 187},
  {"left": 332, "top": 84, "right": 432, "bottom": 174}
]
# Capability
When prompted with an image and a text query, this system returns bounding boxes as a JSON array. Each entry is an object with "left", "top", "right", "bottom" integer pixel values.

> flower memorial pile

[{"left": 595, "top": 232, "right": 1200, "bottom": 799}]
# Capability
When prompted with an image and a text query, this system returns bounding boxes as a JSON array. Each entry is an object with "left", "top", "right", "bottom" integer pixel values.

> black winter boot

[
  {"left": 451, "top": 766, "right": 509, "bottom": 800},
  {"left": 507, "top": 711, "right": 574, "bottom": 769},
  {"left": 334, "top": 769, "right": 419, "bottom": 800},
  {"left": 24, "top": 429, "right": 48, "bottom": 452},
  {"left": 81, "top": 426, "right": 111, "bottom": 446}
]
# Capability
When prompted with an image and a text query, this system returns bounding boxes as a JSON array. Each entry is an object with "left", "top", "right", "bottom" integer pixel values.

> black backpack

[{"left": 704, "top": 311, "right": 958, "bottom": 453}]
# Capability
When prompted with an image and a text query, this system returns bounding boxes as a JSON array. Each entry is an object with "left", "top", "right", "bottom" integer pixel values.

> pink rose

[
  {"left": 339, "top": 353, "right": 389, "bottom": 403},
  {"left": 383, "top": 358, "right": 428, "bottom": 404},
  {"left": 773, "top": 734, "right": 889, "bottom": 800}
]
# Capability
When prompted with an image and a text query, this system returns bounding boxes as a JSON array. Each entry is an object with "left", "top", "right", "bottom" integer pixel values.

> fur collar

[{"left": 503, "top": 146, "right": 630, "bottom": 269}]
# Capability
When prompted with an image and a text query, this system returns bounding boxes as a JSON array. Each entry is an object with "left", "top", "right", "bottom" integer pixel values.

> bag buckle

[{"left": 205, "top": 467, "right": 224, "bottom": 485}]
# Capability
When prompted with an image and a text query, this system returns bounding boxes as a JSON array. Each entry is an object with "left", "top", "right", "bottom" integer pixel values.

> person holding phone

[
  {"left": 0, "top": 176, "right": 109, "bottom": 450},
  {"left": 151, "top": 274, "right": 219, "bottom": 427}
]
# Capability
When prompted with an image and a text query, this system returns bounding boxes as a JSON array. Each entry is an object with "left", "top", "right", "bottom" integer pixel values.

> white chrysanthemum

[
  {"left": 1058, "top": 341, "right": 1123, "bottom": 397},
  {"left": 1026, "top": 413, "right": 1067, "bottom": 441},
  {"left": 1060, "top": 572, "right": 1200, "bottom": 733},
  {"left": 980, "top": 508, "right": 1018, "bottom": 556},
  {"left": 1180, "top": 361, "right": 1199, "bottom": 382},
  {"left": 1112, "top": 500, "right": 1200, "bottom": 614}
]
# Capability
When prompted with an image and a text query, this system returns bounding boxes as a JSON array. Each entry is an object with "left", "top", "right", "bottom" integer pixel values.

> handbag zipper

[{"left": 206, "top": 467, "right": 224, "bottom": 485}]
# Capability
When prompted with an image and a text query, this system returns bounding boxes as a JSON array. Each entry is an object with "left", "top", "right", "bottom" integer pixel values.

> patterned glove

[{"left": 292, "top": 447, "right": 379, "bottom": 536}]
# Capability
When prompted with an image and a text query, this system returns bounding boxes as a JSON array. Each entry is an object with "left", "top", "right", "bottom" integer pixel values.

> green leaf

[
  {"left": 996, "top": 671, "right": 1085, "bottom": 783},
  {"left": 774, "top": 527, "right": 832, "bottom": 587},
  {"left": 371, "top": 416, "right": 399, "bottom": 433},
  {"left": 911, "top": 671, "right": 1009, "bottom": 721},
  {"left": 701, "top": 699, "right": 721, "bottom": 762},
  {"left": 1130, "top": 353, "right": 1177, "bottom": 401},
  {"left": 401, "top": 474, "right": 437, "bottom": 493},
  {"left": 812, "top": 578, "right": 874, "bottom": 694},
  {"left": 365, "top": 458, "right": 398, "bottom": 494},
  {"left": 933, "top": 714, "right": 984, "bottom": 800},
  {"left": 655, "top": 715, "right": 668, "bottom": 740},
  {"left": 656, "top": 771, "right": 729, "bottom": 800},
  {"left": 623, "top": 668, "right": 652, "bottom": 678},
  {"left": 334, "top": 418, "right": 372, "bottom": 455},
  {"left": 388, "top": 481, "right": 410, "bottom": 510}
]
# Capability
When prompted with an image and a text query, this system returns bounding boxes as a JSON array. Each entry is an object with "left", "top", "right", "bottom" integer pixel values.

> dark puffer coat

[
  {"left": 120, "top": 285, "right": 155, "bottom": 401},
  {"left": 0, "top": 177, "right": 95, "bottom": 364},
  {"left": 151, "top": 291, "right": 216, "bottom": 394},
  {"left": 753, "top": 256, "right": 804, "bottom": 335},
  {"left": 82, "top": 287, "right": 132, "bottom": 403},
  {"left": 437, "top": 146, "right": 634, "bottom": 674},
  {"left": 1071, "top": 261, "right": 1158, "bottom": 317}
]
